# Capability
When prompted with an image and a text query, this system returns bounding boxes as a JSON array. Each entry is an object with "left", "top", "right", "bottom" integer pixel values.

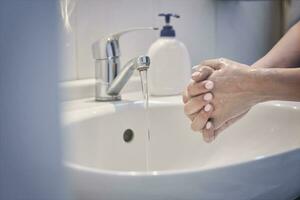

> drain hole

[{"left": 123, "top": 129, "right": 134, "bottom": 143}]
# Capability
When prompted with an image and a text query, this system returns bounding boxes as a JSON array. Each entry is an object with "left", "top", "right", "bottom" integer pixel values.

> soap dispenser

[{"left": 148, "top": 13, "right": 191, "bottom": 96}]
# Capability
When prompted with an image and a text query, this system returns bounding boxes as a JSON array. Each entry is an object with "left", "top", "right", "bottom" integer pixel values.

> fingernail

[
  {"left": 203, "top": 93, "right": 213, "bottom": 101},
  {"left": 204, "top": 104, "right": 212, "bottom": 112},
  {"left": 206, "top": 121, "right": 212, "bottom": 129},
  {"left": 205, "top": 81, "right": 214, "bottom": 90},
  {"left": 192, "top": 71, "right": 201, "bottom": 78}
]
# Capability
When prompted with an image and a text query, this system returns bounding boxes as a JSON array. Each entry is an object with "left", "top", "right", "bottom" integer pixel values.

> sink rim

[
  {"left": 62, "top": 93, "right": 300, "bottom": 114},
  {"left": 62, "top": 95, "right": 300, "bottom": 126},
  {"left": 65, "top": 148, "right": 300, "bottom": 177}
]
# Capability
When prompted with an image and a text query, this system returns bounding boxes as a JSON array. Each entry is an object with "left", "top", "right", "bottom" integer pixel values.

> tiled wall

[{"left": 60, "top": 0, "right": 216, "bottom": 81}]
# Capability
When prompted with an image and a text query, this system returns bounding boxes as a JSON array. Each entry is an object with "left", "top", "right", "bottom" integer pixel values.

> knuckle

[
  {"left": 184, "top": 106, "right": 190, "bottom": 115},
  {"left": 196, "top": 98, "right": 207, "bottom": 107},
  {"left": 187, "top": 84, "right": 193, "bottom": 95},
  {"left": 198, "top": 65, "right": 208, "bottom": 70},
  {"left": 196, "top": 81, "right": 204, "bottom": 89},
  {"left": 188, "top": 84, "right": 201, "bottom": 96},
  {"left": 182, "top": 93, "right": 188, "bottom": 103},
  {"left": 190, "top": 123, "right": 197, "bottom": 131},
  {"left": 200, "top": 109, "right": 210, "bottom": 119},
  {"left": 183, "top": 102, "right": 191, "bottom": 112},
  {"left": 190, "top": 112, "right": 197, "bottom": 118},
  {"left": 206, "top": 67, "right": 215, "bottom": 73},
  {"left": 195, "top": 95, "right": 204, "bottom": 102},
  {"left": 198, "top": 67, "right": 209, "bottom": 75},
  {"left": 221, "top": 63, "right": 227, "bottom": 67},
  {"left": 202, "top": 65, "right": 212, "bottom": 71},
  {"left": 201, "top": 109, "right": 211, "bottom": 121}
]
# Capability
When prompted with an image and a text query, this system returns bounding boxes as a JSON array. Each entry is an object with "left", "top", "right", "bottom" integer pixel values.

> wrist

[
  {"left": 251, "top": 58, "right": 276, "bottom": 69},
  {"left": 246, "top": 68, "right": 275, "bottom": 103}
]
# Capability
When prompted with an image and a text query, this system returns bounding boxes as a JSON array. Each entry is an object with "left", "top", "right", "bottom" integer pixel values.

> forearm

[
  {"left": 252, "top": 21, "right": 300, "bottom": 68},
  {"left": 250, "top": 68, "right": 300, "bottom": 102}
]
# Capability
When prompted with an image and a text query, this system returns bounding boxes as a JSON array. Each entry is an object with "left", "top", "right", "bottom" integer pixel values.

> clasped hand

[{"left": 183, "top": 58, "right": 258, "bottom": 143}]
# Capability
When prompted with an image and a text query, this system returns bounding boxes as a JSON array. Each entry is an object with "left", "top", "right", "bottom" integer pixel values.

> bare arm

[
  {"left": 253, "top": 21, "right": 300, "bottom": 68},
  {"left": 184, "top": 22, "right": 300, "bottom": 142},
  {"left": 251, "top": 67, "right": 300, "bottom": 102},
  {"left": 185, "top": 59, "right": 300, "bottom": 142}
]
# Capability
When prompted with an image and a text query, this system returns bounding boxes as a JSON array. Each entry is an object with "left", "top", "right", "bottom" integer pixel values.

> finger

[
  {"left": 201, "top": 58, "right": 226, "bottom": 70},
  {"left": 191, "top": 66, "right": 214, "bottom": 82},
  {"left": 214, "top": 111, "right": 249, "bottom": 137},
  {"left": 188, "top": 112, "right": 197, "bottom": 121},
  {"left": 187, "top": 80, "right": 214, "bottom": 97},
  {"left": 184, "top": 93, "right": 213, "bottom": 115},
  {"left": 191, "top": 103, "right": 214, "bottom": 131},
  {"left": 202, "top": 121, "right": 214, "bottom": 143},
  {"left": 182, "top": 90, "right": 189, "bottom": 104}
]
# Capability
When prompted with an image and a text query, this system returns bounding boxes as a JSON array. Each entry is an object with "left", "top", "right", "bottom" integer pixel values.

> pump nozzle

[
  {"left": 158, "top": 13, "right": 180, "bottom": 37},
  {"left": 158, "top": 13, "right": 180, "bottom": 24}
]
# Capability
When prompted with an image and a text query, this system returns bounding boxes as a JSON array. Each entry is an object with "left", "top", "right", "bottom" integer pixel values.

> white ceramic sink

[{"left": 63, "top": 93, "right": 300, "bottom": 200}]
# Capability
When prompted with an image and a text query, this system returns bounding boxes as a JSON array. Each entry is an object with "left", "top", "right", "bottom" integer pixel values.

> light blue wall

[
  {"left": 285, "top": 0, "right": 300, "bottom": 29},
  {"left": 0, "top": 0, "right": 68, "bottom": 199},
  {"left": 215, "top": 0, "right": 281, "bottom": 65}
]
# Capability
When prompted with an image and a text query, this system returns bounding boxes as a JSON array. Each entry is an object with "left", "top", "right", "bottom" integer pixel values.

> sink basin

[{"left": 63, "top": 93, "right": 300, "bottom": 200}]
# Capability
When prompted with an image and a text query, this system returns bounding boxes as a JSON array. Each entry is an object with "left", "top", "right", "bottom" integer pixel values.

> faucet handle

[
  {"left": 108, "top": 27, "right": 159, "bottom": 40},
  {"left": 92, "top": 27, "right": 158, "bottom": 60}
]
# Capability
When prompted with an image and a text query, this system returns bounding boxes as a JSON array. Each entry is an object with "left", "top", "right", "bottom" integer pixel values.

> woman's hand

[
  {"left": 184, "top": 21, "right": 300, "bottom": 143},
  {"left": 201, "top": 58, "right": 258, "bottom": 128},
  {"left": 182, "top": 66, "right": 215, "bottom": 141},
  {"left": 186, "top": 58, "right": 262, "bottom": 142},
  {"left": 196, "top": 58, "right": 267, "bottom": 139}
]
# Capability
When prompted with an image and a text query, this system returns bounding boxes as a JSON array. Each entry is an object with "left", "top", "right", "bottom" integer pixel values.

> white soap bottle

[{"left": 148, "top": 13, "right": 191, "bottom": 96}]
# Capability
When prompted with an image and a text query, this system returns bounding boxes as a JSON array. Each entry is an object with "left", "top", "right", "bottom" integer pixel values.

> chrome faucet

[{"left": 92, "top": 27, "right": 158, "bottom": 101}]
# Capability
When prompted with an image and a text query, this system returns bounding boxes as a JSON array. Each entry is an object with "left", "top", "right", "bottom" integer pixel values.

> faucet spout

[
  {"left": 106, "top": 56, "right": 150, "bottom": 96},
  {"left": 92, "top": 27, "right": 157, "bottom": 101}
]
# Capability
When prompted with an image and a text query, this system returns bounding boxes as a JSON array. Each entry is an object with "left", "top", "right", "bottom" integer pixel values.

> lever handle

[
  {"left": 108, "top": 27, "right": 159, "bottom": 40},
  {"left": 92, "top": 27, "right": 158, "bottom": 60}
]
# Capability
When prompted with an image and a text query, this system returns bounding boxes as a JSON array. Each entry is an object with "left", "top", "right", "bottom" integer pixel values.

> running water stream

[{"left": 138, "top": 70, "right": 151, "bottom": 171}]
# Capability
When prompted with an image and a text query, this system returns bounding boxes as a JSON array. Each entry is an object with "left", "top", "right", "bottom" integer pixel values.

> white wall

[
  {"left": 60, "top": 0, "right": 216, "bottom": 81},
  {"left": 60, "top": 0, "right": 287, "bottom": 82}
]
